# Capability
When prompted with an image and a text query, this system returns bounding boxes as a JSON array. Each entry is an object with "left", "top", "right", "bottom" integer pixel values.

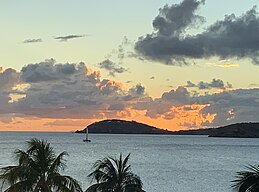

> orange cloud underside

[
  {"left": 130, "top": 104, "right": 215, "bottom": 131},
  {"left": 0, "top": 104, "right": 215, "bottom": 132}
]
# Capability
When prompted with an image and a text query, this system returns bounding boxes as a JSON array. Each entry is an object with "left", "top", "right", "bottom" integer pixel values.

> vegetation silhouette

[
  {"left": 232, "top": 164, "right": 259, "bottom": 192},
  {"left": 0, "top": 138, "right": 82, "bottom": 192},
  {"left": 86, "top": 153, "right": 145, "bottom": 192}
]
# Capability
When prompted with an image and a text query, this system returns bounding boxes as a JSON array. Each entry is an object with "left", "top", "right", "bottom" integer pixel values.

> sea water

[{"left": 1, "top": 132, "right": 259, "bottom": 192}]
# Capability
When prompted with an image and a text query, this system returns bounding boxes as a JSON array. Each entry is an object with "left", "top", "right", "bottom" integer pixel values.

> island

[
  {"left": 75, "top": 120, "right": 259, "bottom": 138},
  {"left": 75, "top": 119, "right": 173, "bottom": 134},
  {"left": 208, "top": 123, "right": 259, "bottom": 138}
]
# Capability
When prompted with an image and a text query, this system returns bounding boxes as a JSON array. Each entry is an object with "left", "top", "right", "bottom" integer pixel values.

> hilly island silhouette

[{"left": 75, "top": 119, "right": 259, "bottom": 138}]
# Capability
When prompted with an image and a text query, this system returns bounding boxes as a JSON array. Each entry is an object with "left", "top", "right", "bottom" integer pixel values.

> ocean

[{"left": 1, "top": 132, "right": 259, "bottom": 192}]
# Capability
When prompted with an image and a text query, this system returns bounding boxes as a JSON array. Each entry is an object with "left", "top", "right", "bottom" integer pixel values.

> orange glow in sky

[{"left": 0, "top": 104, "right": 216, "bottom": 132}]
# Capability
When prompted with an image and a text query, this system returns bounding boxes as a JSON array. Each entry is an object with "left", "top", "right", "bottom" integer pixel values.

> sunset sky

[{"left": 1, "top": 0, "right": 259, "bottom": 132}]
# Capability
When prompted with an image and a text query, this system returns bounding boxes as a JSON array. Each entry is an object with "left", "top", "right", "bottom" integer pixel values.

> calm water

[{"left": 1, "top": 132, "right": 259, "bottom": 192}]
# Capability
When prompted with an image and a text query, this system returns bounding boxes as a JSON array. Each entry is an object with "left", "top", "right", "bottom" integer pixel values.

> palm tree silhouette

[
  {"left": 0, "top": 138, "right": 82, "bottom": 192},
  {"left": 86, "top": 153, "right": 145, "bottom": 192},
  {"left": 232, "top": 164, "right": 259, "bottom": 192}
]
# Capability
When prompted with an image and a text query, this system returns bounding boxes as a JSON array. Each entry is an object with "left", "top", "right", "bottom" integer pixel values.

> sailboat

[{"left": 83, "top": 128, "right": 91, "bottom": 142}]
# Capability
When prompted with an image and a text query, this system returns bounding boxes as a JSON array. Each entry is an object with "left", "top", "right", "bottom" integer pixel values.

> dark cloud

[
  {"left": 108, "top": 103, "right": 125, "bottom": 111},
  {"left": 54, "top": 34, "right": 86, "bottom": 41},
  {"left": 23, "top": 38, "right": 42, "bottom": 43},
  {"left": 2, "top": 59, "right": 259, "bottom": 129},
  {"left": 0, "top": 60, "right": 146, "bottom": 120},
  {"left": 98, "top": 79, "right": 122, "bottom": 95},
  {"left": 161, "top": 86, "right": 190, "bottom": 105},
  {"left": 152, "top": 0, "right": 205, "bottom": 37},
  {"left": 135, "top": 86, "right": 259, "bottom": 127},
  {"left": 129, "top": 84, "right": 145, "bottom": 96},
  {"left": 186, "top": 78, "right": 232, "bottom": 89},
  {"left": 135, "top": 0, "right": 259, "bottom": 65},
  {"left": 98, "top": 59, "right": 127, "bottom": 76},
  {"left": 197, "top": 88, "right": 259, "bottom": 126},
  {"left": 0, "top": 68, "right": 20, "bottom": 116},
  {"left": 20, "top": 59, "right": 77, "bottom": 83},
  {"left": 186, "top": 80, "right": 196, "bottom": 87},
  {"left": 0, "top": 68, "right": 19, "bottom": 90}
]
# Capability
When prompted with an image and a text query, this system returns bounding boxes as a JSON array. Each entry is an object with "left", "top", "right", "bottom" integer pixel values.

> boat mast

[
  {"left": 83, "top": 126, "right": 91, "bottom": 142},
  {"left": 86, "top": 128, "right": 88, "bottom": 140}
]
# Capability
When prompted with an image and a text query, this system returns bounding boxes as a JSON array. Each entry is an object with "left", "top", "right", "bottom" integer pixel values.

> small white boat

[{"left": 83, "top": 128, "right": 91, "bottom": 142}]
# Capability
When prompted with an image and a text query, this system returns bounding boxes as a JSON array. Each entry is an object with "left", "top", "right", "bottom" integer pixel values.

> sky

[{"left": 1, "top": 0, "right": 259, "bottom": 132}]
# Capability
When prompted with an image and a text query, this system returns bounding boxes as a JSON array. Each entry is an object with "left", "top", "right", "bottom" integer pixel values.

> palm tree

[
  {"left": 232, "top": 164, "right": 259, "bottom": 192},
  {"left": 86, "top": 153, "right": 145, "bottom": 192},
  {"left": 0, "top": 138, "right": 82, "bottom": 192}
]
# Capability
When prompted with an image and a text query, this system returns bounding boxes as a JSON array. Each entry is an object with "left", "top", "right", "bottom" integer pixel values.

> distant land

[
  {"left": 75, "top": 119, "right": 259, "bottom": 138},
  {"left": 173, "top": 123, "right": 259, "bottom": 138},
  {"left": 75, "top": 119, "right": 173, "bottom": 134}
]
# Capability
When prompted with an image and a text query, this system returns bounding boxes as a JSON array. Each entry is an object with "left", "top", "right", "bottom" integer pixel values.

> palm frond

[
  {"left": 48, "top": 151, "right": 68, "bottom": 174},
  {"left": 85, "top": 183, "right": 100, "bottom": 192},
  {"left": 232, "top": 164, "right": 259, "bottom": 192},
  {"left": 122, "top": 153, "right": 131, "bottom": 172},
  {"left": 14, "top": 150, "right": 31, "bottom": 166},
  {"left": 87, "top": 153, "right": 144, "bottom": 192},
  {"left": 85, "top": 182, "right": 110, "bottom": 192},
  {"left": 1, "top": 165, "right": 28, "bottom": 185},
  {"left": 88, "top": 169, "right": 108, "bottom": 183},
  {"left": 49, "top": 174, "right": 83, "bottom": 192},
  {"left": 104, "top": 157, "right": 118, "bottom": 178},
  {"left": 3, "top": 180, "right": 34, "bottom": 192},
  {"left": 123, "top": 173, "right": 143, "bottom": 188},
  {"left": 1, "top": 138, "right": 82, "bottom": 192}
]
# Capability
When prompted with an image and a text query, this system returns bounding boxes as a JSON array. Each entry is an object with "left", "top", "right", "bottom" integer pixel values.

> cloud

[
  {"left": 20, "top": 59, "right": 77, "bottom": 82},
  {"left": 134, "top": 86, "right": 259, "bottom": 128},
  {"left": 116, "top": 36, "right": 133, "bottom": 62},
  {"left": 1, "top": 59, "right": 259, "bottom": 130},
  {"left": 0, "top": 68, "right": 20, "bottom": 116},
  {"left": 129, "top": 84, "right": 146, "bottom": 97},
  {"left": 44, "top": 120, "right": 86, "bottom": 127},
  {"left": 186, "top": 78, "right": 232, "bottom": 90},
  {"left": 135, "top": 0, "right": 205, "bottom": 65},
  {"left": 23, "top": 38, "right": 42, "bottom": 43},
  {"left": 212, "top": 63, "right": 240, "bottom": 68},
  {"left": 249, "top": 83, "right": 259, "bottom": 87},
  {"left": 206, "top": 60, "right": 240, "bottom": 68},
  {"left": 161, "top": 86, "right": 191, "bottom": 105},
  {"left": 1, "top": 60, "right": 146, "bottom": 120},
  {"left": 0, "top": 68, "right": 19, "bottom": 90},
  {"left": 197, "top": 88, "right": 259, "bottom": 126},
  {"left": 54, "top": 34, "right": 86, "bottom": 41},
  {"left": 186, "top": 80, "right": 196, "bottom": 87},
  {"left": 105, "top": 36, "right": 134, "bottom": 64},
  {"left": 98, "top": 59, "right": 127, "bottom": 76},
  {"left": 217, "top": 64, "right": 240, "bottom": 68},
  {"left": 135, "top": 0, "right": 259, "bottom": 65}
]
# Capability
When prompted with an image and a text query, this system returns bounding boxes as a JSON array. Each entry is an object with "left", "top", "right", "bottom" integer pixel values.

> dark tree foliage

[{"left": 0, "top": 138, "right": 82, "bottom": 192}]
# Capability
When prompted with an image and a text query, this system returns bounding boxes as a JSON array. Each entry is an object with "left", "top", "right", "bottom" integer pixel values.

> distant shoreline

[{"left": 76, "top": 119, "right": 259, "bottom": 138}]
